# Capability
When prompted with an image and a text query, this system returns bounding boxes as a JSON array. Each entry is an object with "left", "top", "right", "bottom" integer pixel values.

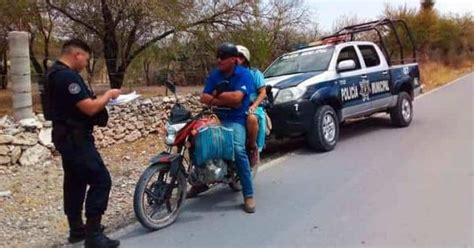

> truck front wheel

[{"left": 307, "top": 105, "right": 339, "bottom": 152}]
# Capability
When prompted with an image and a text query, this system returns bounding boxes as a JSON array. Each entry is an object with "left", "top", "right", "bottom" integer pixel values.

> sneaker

[
  {"left": 186, "top": 185, "right": 209, "bottom": 199},
  {"left": 84, "top": 231, "right": 120, "bottom": 248},
  {"left": 243, "top": 197, "right": 256, "bottom": 214}
]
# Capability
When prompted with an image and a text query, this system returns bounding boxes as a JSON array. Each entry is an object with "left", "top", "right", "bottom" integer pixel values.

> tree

[
  {"left": 46, "top": 0, "right": 257, "bottom": 89},
  {"left": 421, "top": 0, "right": 435, "bottom": 12},
  {"left": 28, "top": 0, "right": 58, "bottom": 75},
  {"left": 0, "top": 0, "right": 30, "bottom": 89},
  {"left": 0, "top": 0, "right": 57, "bottom": 79},
  {"left": 384, "top": 2, "right": 474, "bottom": 64}
]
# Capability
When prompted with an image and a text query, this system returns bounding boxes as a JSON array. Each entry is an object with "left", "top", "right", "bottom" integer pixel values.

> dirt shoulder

[{"left": 0, "top": 133, "right": 167, "bottom": 247}]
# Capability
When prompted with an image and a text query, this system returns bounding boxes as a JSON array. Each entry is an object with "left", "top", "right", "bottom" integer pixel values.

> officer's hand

[{"left": 107, "top": 89, "right": 122, "bottom": 99}]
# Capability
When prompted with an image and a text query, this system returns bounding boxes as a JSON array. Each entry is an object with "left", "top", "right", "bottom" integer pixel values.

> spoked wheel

[{"left": 133, "top": 163, "right": 187, "bottom": 230}]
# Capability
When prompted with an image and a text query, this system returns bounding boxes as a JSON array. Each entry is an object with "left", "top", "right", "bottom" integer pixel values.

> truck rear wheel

[
  {"left": 390, "top": 92, "right": 413, "bottom": 127},
  {"left": 306, "top": 105, "right": 339, "bottom": 152}
]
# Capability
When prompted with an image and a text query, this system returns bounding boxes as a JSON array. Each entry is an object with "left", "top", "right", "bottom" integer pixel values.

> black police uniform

[{"left": 49, "top": 61, "right": 111, "bottom": 227}]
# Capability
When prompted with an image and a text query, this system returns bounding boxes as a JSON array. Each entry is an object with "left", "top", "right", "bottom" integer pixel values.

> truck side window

[
  {"left": 358, "top": 45, "right": 380, "bottom": 67},
  {"left": 337, "top": 46, "right": 361, "bottom": 71}
]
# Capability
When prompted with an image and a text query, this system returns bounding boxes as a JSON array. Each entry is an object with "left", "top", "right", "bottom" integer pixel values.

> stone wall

[
  {"left": 0, "top": 116, "right": 53, "bottom": 171},
  {"left": 0, "top": 93, "right": 203, "bottom": 171},
  {"left": 94, "top": 93, "right": 202, "bottom": 148}
]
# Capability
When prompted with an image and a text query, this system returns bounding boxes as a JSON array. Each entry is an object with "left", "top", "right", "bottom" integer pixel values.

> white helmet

[{"left": 236, "top": 45, "right": 251, "bottom": 62}]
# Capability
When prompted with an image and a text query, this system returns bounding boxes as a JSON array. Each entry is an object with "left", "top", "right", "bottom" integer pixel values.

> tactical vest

[{"left": 39, "top": 63, "right": 109, "bottom": 127}]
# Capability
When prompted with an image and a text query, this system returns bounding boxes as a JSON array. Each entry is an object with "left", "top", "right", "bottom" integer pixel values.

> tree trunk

[
  {"left": 86, "top": 56, "right": 98, "bottom": 86},
  {"left": 143, "top": 60, "right": 151, "bottom": 86},
  {"left": 101, "top": 0, "right": 123, "bottom": 89},
  {"left": 103, "top": 35, "right": 122, "bottom": 88},
  {"left": 0, "top": 51, "right": 7, "bottom": 89},
  {"left": 29, "top": 34, "right": 44, "bottom": 76}
]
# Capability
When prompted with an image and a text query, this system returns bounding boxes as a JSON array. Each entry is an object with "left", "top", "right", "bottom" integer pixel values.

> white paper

[{"left": 107, "top": 91, "right": 141, "bottom": 106}]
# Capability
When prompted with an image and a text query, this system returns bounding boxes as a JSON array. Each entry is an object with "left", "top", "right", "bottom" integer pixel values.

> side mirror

[
  {"left": 337, "top": 60, "right": 356, "bottom": 72},
  {"left": 265, "top": 85, "right": 274, "bottom": 103},
  {"left": 164, "top": 79, "right": 176, "bottom": 94},
  {"left": 215, "top": 80, "right": 229, "bottom": 96}
]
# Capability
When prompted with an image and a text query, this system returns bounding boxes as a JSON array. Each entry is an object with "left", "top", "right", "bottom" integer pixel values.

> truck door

[
  {"left": 357, "top": 44, "right": 391, "bottom": 109},
  {"left": 336, "top": 45, "right": 366, "bottom": 118}
]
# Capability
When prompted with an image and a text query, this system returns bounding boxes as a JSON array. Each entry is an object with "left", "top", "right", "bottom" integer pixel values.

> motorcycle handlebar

[{"left": 191, "top": 106, "right": 231, "bottom": 120}]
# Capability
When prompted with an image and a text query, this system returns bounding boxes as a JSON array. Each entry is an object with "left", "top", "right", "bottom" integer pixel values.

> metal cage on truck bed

[{"left": 320, "top": 18, "right": 417, "bottom": 66}]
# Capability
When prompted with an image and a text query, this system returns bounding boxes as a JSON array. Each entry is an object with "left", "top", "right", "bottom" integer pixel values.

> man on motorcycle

[
  {"left": 189, "top": 42, "right": 256, "bottom": 213},
  {"left": 236, "top": 45, "right": 267, "bottom": 167}
]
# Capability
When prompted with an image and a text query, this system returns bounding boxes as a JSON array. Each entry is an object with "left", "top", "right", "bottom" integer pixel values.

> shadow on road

[
  {"left": 264, "top": 115, "right": 395, "bottom": 156},
  {"left": 114, "top": 186, "right": 244, "bottom": 241}
]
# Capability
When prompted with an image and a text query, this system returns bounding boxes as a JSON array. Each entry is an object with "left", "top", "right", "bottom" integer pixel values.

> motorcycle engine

[{"left": 189, "top": 159, "right": 228, "bottom": 185}]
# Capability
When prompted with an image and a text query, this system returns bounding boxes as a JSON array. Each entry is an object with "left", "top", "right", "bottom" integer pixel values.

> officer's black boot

[
  {"left": 67, "top": 215, "right": 86, "bottom": 243},
  {"left": 67, "top": 216, "right": 106, "bottom": 244},
  {"left": 85, "top": 216, "right": 120, "bottom": 248}
]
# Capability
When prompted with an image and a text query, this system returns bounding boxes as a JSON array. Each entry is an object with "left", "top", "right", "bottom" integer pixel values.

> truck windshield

[{"left": 264, "top": 47, "right": 334, "bottom": 78}]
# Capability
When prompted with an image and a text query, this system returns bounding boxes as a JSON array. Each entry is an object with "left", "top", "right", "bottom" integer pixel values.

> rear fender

[
  {"left": 149, "top": 152, "right": 185, "bottom": 176},
  {"left": 392, "top": 65, "right": 419, "bottom": 98},
  {"left": 393, "top": 77, "right": 414, "bottom": 97}
]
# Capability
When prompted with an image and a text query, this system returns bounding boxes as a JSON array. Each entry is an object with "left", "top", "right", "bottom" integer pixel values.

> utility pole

[{"left": 8, "top": 31, "right": 33, "bottom": 120}]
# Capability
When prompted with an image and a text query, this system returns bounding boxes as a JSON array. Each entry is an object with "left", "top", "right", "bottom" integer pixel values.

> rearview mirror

[
  {"left": 337, "top": 60, "right": 356, "bottom": 72},
  {"left": 265, "top": 85, "right": 274, "bottom": 103}
]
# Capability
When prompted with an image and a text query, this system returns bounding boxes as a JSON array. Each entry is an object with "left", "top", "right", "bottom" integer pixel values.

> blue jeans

[{"left": 222, "top": 121, "right": 254, "bottom": 197}]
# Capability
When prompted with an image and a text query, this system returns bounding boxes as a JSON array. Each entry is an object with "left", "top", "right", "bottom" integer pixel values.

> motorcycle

[{"left": 133, "top": 80, "right": 260, "bottom": 230}]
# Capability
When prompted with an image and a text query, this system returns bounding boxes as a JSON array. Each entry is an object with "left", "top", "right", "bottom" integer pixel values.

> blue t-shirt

[
  {"left": 50, "top": 61, "right": 93, "bottom": 126},
  {"left": 203, "top": 65, "right": 254, "bottom": 125},
  {"left": 248, "top": 68, "right": 265, "bottom": 103}
]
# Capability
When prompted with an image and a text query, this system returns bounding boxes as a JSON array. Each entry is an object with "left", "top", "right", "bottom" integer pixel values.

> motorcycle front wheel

[{"left": 133, "top": 163, "right": 187, "bottom": 230}]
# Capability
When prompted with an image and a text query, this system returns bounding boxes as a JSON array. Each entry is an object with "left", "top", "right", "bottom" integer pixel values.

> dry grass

[{"left": 419, "top": 59, "right": 474, "bottom": 91}]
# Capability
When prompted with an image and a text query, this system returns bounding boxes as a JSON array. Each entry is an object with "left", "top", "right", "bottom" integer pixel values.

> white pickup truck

[{"left": 264, "top": 19, "right": 422, "bottom": 151}]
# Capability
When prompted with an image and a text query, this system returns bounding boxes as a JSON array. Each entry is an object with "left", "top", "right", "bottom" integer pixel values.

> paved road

[{"left": 115, "top": 73, "right": 473, "bottom": 247}]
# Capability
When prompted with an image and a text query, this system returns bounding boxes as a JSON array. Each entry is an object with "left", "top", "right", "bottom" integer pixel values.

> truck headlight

[{"left": 274, "top": 87, "right": 306, "bottom": 104}]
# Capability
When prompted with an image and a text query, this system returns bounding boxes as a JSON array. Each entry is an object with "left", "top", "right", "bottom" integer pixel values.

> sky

[{"left": 305, "top": 0, "right": 473, "bottom": 31}]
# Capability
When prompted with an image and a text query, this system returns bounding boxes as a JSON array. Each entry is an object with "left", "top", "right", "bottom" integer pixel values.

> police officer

[{"left": 48, "top": 39, "right": 121, "bottom": 247}]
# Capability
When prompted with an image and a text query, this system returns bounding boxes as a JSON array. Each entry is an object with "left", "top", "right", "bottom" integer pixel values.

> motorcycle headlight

[
  {"left": 165, "top": 122, "right": 187, "bottom": 145},
  {"left": 274, "top": 87, "right": 306, "bottom": 104}
]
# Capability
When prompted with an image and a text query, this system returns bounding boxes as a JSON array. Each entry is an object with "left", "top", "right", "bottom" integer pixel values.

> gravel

[{"left": 0, "top": 134, "right": 167, "bottom": 247}]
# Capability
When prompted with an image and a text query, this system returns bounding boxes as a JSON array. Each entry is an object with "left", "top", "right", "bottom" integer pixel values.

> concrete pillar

[{"left": 8, "top": 31, "right": 33, "bottom": 120}]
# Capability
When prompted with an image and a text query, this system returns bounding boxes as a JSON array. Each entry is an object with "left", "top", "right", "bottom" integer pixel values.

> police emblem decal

[
  {"left": 403, "top": 66, "right": 409, "bottom": 75},
  {"left": 359, "top": 79, "right": 371, "bottom": 102},
  {"left": 68, "top": 83, "right": 81, "bottom": 95}
]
